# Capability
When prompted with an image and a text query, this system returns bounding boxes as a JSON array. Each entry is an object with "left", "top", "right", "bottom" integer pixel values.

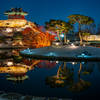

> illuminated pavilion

[
  {"left": 4, "top": 8, "right": 28, "bottom": 19},
  {"left": 0, "top": 8, "right": 53, "bottom": 48},
  {"left": 0, "top": 8, "right": 41, "bottom": 47},
  {"left": 0, "top": 8, "right": 27, "bottom": 47},
  {"left": 0, "top": 8, "right": 28, "bottom": 29}
]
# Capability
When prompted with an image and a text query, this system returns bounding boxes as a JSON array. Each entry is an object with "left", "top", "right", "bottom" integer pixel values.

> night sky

[{"left": 0, "top": 0, "right": 100, "bottom": 26}]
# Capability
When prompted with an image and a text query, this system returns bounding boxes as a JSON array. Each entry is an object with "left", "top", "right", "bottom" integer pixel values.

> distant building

[{"left": 83, "top": 35, "right": 100, "bottom": 41}]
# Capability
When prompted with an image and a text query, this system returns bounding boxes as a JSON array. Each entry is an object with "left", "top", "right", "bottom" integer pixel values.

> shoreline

[{"left": 20, "top": 46, "right": 100, "bottom": 61}]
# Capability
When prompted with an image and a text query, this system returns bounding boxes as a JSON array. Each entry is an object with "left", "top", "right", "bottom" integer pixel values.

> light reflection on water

[{"left": 0, "top": 49, "right": 100, "bottom": 99}]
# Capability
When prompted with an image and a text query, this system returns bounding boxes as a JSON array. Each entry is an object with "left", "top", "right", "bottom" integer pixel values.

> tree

[
  {"left": 68, "top": 14, "right": 94, "bottom": 45},
  {"left": 69, "top": 62, "right": 91, "bottom": 92},
  {"left": 82, "top": 32, "right": 90, "bottom": 43},
  {"left": 45, "top": 19, "right": 73, "bottom": 43},
  {"left": 22, "top": 27, "right": 55, "bottom": 48}
]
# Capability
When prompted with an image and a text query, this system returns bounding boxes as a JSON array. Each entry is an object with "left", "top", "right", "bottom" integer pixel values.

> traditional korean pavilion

[{"left": 4, "top": 8, "right": 28, "bottom": 19}]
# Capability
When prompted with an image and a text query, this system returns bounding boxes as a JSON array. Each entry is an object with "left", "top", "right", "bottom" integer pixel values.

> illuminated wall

[
  {"left": 83, "top": 35, "right": 100, "bottom": 41},
  {"left": 0, "top": 19, "right": 27, "bottom": 28}
]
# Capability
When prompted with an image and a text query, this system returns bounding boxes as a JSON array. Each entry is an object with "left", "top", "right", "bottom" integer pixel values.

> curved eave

[{"left": 4, "top": 12, "right": 28, "bottom": 16}]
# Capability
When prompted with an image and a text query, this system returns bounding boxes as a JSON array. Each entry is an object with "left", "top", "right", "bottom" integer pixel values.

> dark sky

[{"left": 0, "top": 0, "right": 100, "bottom": 26}]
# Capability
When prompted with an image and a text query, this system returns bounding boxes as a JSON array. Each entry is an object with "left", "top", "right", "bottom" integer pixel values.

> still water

[{"left": 0, "top": 49, "right": 100, "bottom": 99}]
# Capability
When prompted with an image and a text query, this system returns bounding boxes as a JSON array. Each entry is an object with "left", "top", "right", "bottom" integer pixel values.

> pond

[{"left": 0, "top": 49, "right": 100, "bottom": 100}]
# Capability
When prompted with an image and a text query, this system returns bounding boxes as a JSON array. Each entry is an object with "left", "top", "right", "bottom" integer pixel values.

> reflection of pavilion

[
  {"left": 0, "top": 66, "right": 28, "bottom": 74},
  {"left": 0, "top": 60, "right": 40, "bottom": 74},
  {"left": 6, "top": 74, "right": 29, "bottom": 82},
  {"left": 0, "top": 65, "right": 28, "bottom": 82},
  {"left": 0, "top": 49, "right": 13, "bottom": 58},
  {"left": 0, "top": 58, "right": 40, "bottom": 82}
]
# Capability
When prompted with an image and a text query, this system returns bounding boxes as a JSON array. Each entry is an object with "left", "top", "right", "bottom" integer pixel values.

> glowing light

[
  {"left": 6, "top": 28, "right": 13, "bottom": 32},
  {"left": 49, "top": 52, "right": 54, "bottom": 56},
  {"left": 72, "top": 62, "right": 77, "bottom": 65},
  {"left": 77, "top": 53, "right": 92, "bottom": 58},
  {"left": 60, "top": 34, "right": 64, "bottom": 38},
  {"left": 70, "top": 43, "right": 77, "bottom": 48},
  {"left": 26, "top": 48, "right": 33, "bottom": 54},
  {"left": 16, "top": 28, "right": 23, "bottom": 31},
  {"left": 47, "top": 52, "right": 56, "bottom": 56},
  {"left": 82, "top": 62, "right": 85, "bottom": 64},
  {"left": 55, "top": 42, "right": 60, "bottom": 46},
  {"left": 56, "top": 61, "right": 59, "bottom": 63},
  {"left": 67, "top": 40, "right": 70, "bottom": 42},
  {"left": 83, "top": 44, "right": 86, "bottom": 47},
  {"left": 7, "top": 62, "right": 13, "bottom": 66},
  {"left": 81, "top": 53, "right": 85, "bottom": 56},
  {"left": 72, "top": 62, "right": 75, "bottom": 65},
  {"left": 20, "top": 48, "right": 36, "bottom": 55}
]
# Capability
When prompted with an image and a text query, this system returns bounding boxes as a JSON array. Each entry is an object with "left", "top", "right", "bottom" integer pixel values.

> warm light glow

[
  {"left": 56, "top": 61, "right": 59, "bottom": 63},
  {"left": 6, "top": 28, "right": 13, "bottom": 32},
  {"left": 70, "top": 43, "right": 77, "bottom": 48},
  {"left": 7, "top": 62, "right": 13, "bottom": 66},
  {"left": 55, "top": 42, "right": 60, "bottom": 46},
  {"left": 15, "top": 28, "right": 23, "bottom": 31},
  {"left": 0, "top": 19, "right": 27, "bottom": 27},
  {"left": 72, "top": 62, "right": 77, "bottom": 65},
  {"left": 83, "top": 44, "right": 86, "bottom": 47},
  {"left": 72, "top": 62, "right": 75, "bottom": 65}
]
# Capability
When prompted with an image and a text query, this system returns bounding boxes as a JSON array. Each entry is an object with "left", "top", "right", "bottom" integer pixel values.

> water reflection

[
  {"left": 68, "top": 62, "right": 91, "bottom": 92},
  {"left": 0, "top": 49, "right": 40, "bottom": 82},
  {"left": 0, "top": 49, "right": 99, "bottom": 98},
  {"left": 46, "top": 62, "right": 73, "bottom": 88},
  {"left": 0, "top": 49, "right": 57, "bottom": 83},
  {"left": 45, "top": 62, "right": 91, "bottom": 92}
]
